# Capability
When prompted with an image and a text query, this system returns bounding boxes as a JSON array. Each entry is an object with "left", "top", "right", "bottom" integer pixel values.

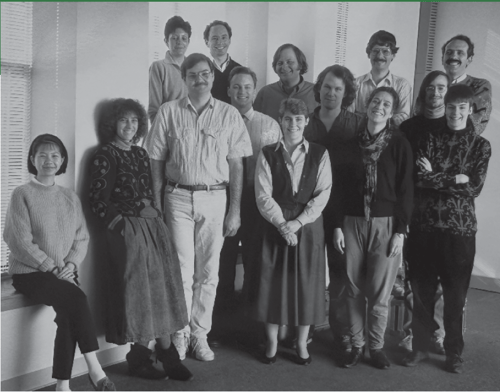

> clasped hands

[
  {"left": 51, "top": 263, "right": 77, "bottom": 285},
  {"left": 278, "top": 220, "right": 302, "bottom": 246}
]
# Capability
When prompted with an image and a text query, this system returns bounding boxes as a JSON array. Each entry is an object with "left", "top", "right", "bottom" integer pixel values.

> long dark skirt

[
  {"left": 105, "top": 216, "right": 188, "bottom": 344},
  {"left": 254, "top": 210, "right": 326, "bottom": 326}
]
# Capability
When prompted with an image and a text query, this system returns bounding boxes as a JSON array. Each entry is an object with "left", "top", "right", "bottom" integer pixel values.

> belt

[{"left": 166, "top": 179, "right": 227, "bottom": 191}]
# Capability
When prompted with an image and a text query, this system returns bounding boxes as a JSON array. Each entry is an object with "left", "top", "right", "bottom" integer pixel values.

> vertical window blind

[{"left": 1, "top": 2, "right": 33, "bottom": 273}]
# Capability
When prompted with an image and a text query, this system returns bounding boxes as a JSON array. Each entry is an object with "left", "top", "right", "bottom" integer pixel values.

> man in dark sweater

[
  {"left": 402, "top": 85, "right": 491, "bottom": 374},
  {"left": 204, "top": 20, "right": 241, "bottom": 104},
  {"left": 441, "top": 34, "right": 492, "bottom": 135}
]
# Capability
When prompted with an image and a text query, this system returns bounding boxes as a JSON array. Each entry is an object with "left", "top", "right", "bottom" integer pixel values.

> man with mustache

[
  {"left": 204, "top": 20, "right": 241, "bottom": 104},
  {"left": 441, "top": 35, "right": 492, "bottom": 135},
  {"left": 148, "top": 16, "right": 191, "bottom": 123},
  {"left": 349, "top": 30, "right": 412, "bottom": 127},
  {"left": 145, "top": 53, "right": 252, "bottom": 363}
]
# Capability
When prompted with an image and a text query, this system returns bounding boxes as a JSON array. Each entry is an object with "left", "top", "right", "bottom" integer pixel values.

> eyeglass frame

[
  {"left": 186, "top": 70, "right": 213, "bottom": 81},
  {"left": 425, "top": 85, "right": 447, "bottom": 93},
  {"left": 370, "top": 48, "right": 393, "bottom": 57}
]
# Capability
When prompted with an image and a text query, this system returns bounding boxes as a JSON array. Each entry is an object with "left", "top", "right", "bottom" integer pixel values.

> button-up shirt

[
  {"left": 242, "top": 107, "right": 281, "bottom": 188},
  {"left": 145, "top": 96, "right": 253, "bottom": 185},
  {"left": 349, "top": 71, "right": 412, "bottom": 126},
  {"left": 255, "top": 138, "right": 332, "bottom": 228},
  {"left": 212, "top": 54, "right": 231, "bottom": 73}
]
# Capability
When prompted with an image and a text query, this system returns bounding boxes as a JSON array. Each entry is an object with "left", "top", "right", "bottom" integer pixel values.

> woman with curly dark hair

[
  {"left": 303, "top": 64, "right": 364, "bottom": 353},
  {"left": 89, "top": 98, "right": 193, "bottom": 382}
]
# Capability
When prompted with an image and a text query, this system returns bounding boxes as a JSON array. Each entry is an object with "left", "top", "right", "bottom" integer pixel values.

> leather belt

[{"left": 166, "top": 179, "right": 227, "bottom": 192}]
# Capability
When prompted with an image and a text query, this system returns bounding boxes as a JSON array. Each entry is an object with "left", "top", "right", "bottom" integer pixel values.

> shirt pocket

[
  {"left": 201, "top": 127, "right": 228, "bottom": 158},
  {"left": 167, "top": 127, "right": 190, "bottom": 162}
]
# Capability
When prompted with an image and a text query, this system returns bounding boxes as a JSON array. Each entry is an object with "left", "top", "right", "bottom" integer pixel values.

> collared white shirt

[
  {"left": 254, "top": 138, "right": 332, "bottom": 228},
  {"left": 212, "top": 55, "right": 231, "bottom": 73},
  {"left": 451, "top": 73, "right": 467, "bottom": 84},
  {"left": 145, "top": 96, "right": 252, "bottom": 185}
]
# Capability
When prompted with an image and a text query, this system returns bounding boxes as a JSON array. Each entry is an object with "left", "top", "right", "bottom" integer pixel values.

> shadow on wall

[{"left": 74, "top": 99, "right": 117, "bottom": 337}]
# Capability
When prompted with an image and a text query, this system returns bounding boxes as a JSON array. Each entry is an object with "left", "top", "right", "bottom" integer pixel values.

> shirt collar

[
  {"left": 185, "top": 95, "right": 215, "bottom": 112},
  {"left": 276, "top": 137, "right": 309, "bottom": 153},
  {"left": 451, "top": 73, "right": 467, "bottom": 84},
  {"left": 242, "top": 107, "right": 255, "bottom": 121},
  {"left": 212, "top": 55, "right": 231, "bottom": 72},
  {"left": 278, "top": 75, "right": 304, "bottom": 94},
  {"left": 165, "top": 51, "right": 183, "bottom": 66},
  {"left": 31, "top": 177, "right": 54, "bottom": 187},
  {"left": 364, "top": 70, "right": 393, "bottom": 86}
]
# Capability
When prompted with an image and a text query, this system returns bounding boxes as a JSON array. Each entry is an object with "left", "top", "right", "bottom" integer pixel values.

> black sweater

[{"left": 211, "top": 58, "right": 241, "bottom": 104}]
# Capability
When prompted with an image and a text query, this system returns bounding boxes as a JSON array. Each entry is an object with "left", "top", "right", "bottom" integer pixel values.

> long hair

[{"left": 313, "top": 65, "right": 356, "bottom": 108}]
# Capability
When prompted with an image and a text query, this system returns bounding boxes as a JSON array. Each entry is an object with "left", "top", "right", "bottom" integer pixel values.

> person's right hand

[
  {"left": 282, "top": 232, "right": 298, "bottom": 246},
  {"left": 333, "top": 228, "right": 345, "bottom": 254},
  {"left": 456, "top": 174, "right": 469, "bottom": 184}
]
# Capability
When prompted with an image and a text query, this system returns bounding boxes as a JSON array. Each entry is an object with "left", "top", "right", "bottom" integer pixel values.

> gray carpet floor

[{"left": 39, "top": 288, "right": 500, "bottom": 391}]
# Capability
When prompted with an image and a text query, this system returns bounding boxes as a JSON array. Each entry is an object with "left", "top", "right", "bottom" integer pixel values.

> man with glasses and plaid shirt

[
  {"left": 145, "top": 53, "right": 252, "bottom": 363},
  {"left": 349, "top": 30, "right": 412, "bottom": 127}
]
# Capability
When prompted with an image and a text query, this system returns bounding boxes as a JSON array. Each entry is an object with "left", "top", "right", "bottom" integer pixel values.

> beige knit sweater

[{"left": 3, "top": 180, "right": 89, "bottom": 275}]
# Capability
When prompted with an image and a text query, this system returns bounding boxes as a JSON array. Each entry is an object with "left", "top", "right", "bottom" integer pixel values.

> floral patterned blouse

[{"left": 89, "top": 143, "right": 161, "bottom": 227}]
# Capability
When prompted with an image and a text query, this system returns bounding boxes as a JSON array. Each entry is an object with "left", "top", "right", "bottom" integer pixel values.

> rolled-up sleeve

[{"left": 144, "top": 106, "right": 169, "bottom": 161}]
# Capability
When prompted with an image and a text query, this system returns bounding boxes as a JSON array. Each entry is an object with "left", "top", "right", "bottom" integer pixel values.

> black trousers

[
  {"left": 407, "top": 230, "right": 475, "bottom": 356},
  {"left": 326, "top": 241, "right": 350, "bottom": 339},
  {"left": 12, "top": 272, "right": 99, "bottom": 380}
]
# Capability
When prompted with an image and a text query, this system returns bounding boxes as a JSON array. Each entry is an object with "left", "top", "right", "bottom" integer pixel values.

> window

[{"left": 1, "top": 2, "right": 33, "bottom": 274}]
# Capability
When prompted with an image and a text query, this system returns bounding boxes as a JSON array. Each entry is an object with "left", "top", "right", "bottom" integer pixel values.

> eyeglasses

[
  {"left": 186, "top": 70, "right": 212, "bottom": 81},
  {"left": 370, "top": 48, "right": 392, "bottom": 57},
  {"left": 425, "top": 86, "right": 447, "bottom": 93}
]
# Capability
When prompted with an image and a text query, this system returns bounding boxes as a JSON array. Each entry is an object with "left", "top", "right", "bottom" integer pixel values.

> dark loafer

[
  {"left": 370, "top": 349, "right": 390, "bottom": 369},
  {"left": 88, "top": 375, "right": 116, "bottom": 391},
  {"left": 343, "top": 346, "right": 364, "bottom": 368}
]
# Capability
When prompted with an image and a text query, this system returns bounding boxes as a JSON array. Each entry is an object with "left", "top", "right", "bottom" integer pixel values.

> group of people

[{"left": 3, "top": 15, "right": 492, "bottom": 392}]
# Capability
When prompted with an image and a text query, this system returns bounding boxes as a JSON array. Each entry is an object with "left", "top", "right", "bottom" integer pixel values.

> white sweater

[{"left": 3, "top": 180, "right": 89, "bottom": 275}]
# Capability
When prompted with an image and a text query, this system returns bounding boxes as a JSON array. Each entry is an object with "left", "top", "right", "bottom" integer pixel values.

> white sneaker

[
  {"left": 191, "top": 337, "right": 215, "bottom": 361},
  {"left": 172, "top": 331, "right": 190, "bottom": 361}
]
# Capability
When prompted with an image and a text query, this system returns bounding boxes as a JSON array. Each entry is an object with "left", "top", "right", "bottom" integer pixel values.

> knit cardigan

[{"left": 3, "top": 180, "right": 89, "bottom": 275}]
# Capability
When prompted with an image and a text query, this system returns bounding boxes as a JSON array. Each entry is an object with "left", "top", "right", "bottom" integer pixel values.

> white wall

[{"left": 430, "top": 2, "right": 500, "bottom": 288}]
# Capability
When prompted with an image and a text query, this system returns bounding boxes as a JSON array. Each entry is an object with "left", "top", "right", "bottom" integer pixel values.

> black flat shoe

[
  {"left": 370, "top": 349, "right": 390, "bottom": 369},
  {"left": 260, "top": 353, "right": 277, "bottom": 364},
  {"left": 343, "top": 346, "right": 364, "bottom": 368},
  {"left": 295, "top": 350, "right": 312, "bottom": 366}
]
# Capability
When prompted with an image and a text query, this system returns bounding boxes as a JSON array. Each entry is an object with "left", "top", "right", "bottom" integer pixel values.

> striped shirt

[
  {"left": 255, "top": 138, "right": 332, "bottom": 228},
  {"left": 242, "top": 107, "right": 281, "bottom": 188},
  {"left": 349, "top": 71, "right": 412, "bottom": 126},
  {"left": 144, "top": 96, "right": 253, "bottom": 185}
]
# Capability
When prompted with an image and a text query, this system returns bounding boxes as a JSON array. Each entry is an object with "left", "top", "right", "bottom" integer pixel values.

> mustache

[{"left": 194, "top": 82, "right": 208, "bottom": 87}]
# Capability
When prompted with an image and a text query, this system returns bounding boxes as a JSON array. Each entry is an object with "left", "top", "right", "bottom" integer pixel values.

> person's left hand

[
  {"left": 223, "top": 210, "right": 241, "bottom": 237},
  {"left": 388, "top": 233, "right": 404, "bottom": 258},
  {"left": 417, "top": 157, "right": 432, "bottom": 172},
  {"left": 279, "top": 220, "right": 302, "bottom": 236},
  {"left": 56, "top": 265, "right": 75, "bottom": 281}
]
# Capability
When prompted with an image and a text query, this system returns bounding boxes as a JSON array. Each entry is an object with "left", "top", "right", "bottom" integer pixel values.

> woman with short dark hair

[
  {"left": 89, "top": 98, "right": 193, "bottom": 382},
  {"left": 253, "top": 98, "right": 332, "bottom": 365},
  {"left": 4, "top": 134, "right": 115, "bottom": 391}
]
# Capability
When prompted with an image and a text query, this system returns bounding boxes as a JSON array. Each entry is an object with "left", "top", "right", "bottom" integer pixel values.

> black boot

[
  {"left": 155, "top": 343, "right": 194, "bottom": 381},
  {"left": 126, "top": 344, "right": 165, "bottom": 379}
]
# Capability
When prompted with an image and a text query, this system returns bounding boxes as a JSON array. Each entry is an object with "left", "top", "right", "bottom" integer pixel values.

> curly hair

[
  {"left": 441, "top": 34, "right": 474, "bottom": 58},
  {"left": 278, "top": 98, "right": 309, "bottom": 120},
  {"left": 366, "top": 86, "right": 400, "bottom": 114},
  {"left": 272, "top": 44, "right": 308, "bottom": 75},
  {"left": 98, "top": 98, "right": 148, "bottom": 145},
  {"left": 203, "top": 20, "right": 232, "bottom": 42},
  {"left": 27, "top": 134, "right": 68, "bottom": 176},
  {"left": 164, "top": 16, "right": 192, "bottom": 40},
  {"left": 313, "top": 65, "right": 356, "bottom": 108}
]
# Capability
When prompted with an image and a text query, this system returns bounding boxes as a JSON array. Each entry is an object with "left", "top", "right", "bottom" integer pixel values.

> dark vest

[
  {"left": 211, "top": 58, "right": 241, "bottom": 104},
  {"left": 262, "top": 142, "right": 326, "bottom": 211}
]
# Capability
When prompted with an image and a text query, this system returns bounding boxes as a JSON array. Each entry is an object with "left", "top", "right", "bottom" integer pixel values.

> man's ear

[{"left": 465, "top": 56, "right": 473, "bottom": 68}]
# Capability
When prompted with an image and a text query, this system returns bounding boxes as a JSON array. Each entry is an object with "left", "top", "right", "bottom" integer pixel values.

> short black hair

[
  {"left": 366, "top": 86, "right": 400, "bottom": 113},
  {"left": 444, "top": 84, "right": 474, "bottom": 106},
  {"left": 314, "top": 64, "right": 357, "bottom": 108},
  {"left": 203, "top": 20, "right": 232, "bottom": 42},
  {"left": 28, "top": 134, "right": 68, "bottom": 175},
  {"left": 97, "top": 98, "right": 148, "bottom": 145},
  {"left": 164, "top": 16, "right": 192, "bottom": 40},
  {"left": 441, "top": 34, "right": 474, "bottom": 58},
  {"left": 415, "top": 70, "right": 450, "bottom": 115},
  {"left": 278, "top": 98, "right": 309, "bottom": 120},
  {"left": 228, "top": 66, "right": 257, "bottom": 88},
  {"left": 272, "top": 43, "right": 308, "bottom": 75},
  {"left": 181, "top": 53, "right": 214, "bottom": 79},
  {"left": 366, "top": 30, "right": 399, "bottom": 55}
]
